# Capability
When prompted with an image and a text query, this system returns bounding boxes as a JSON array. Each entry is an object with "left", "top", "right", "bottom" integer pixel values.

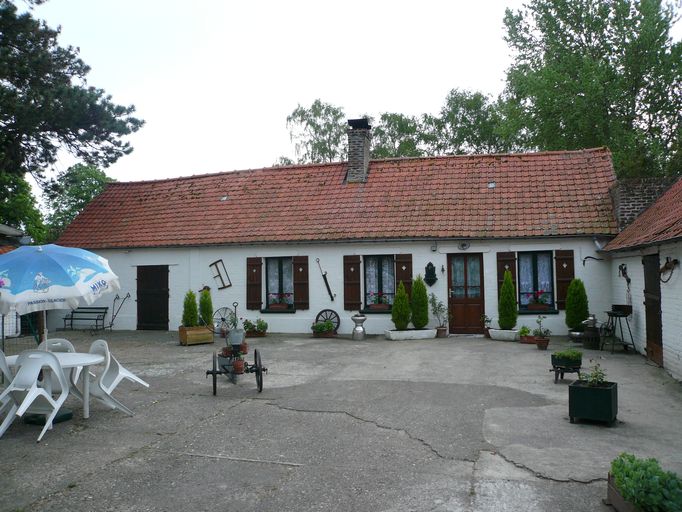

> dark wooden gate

[
  {"left": 137, "top": 265, "right": 169, "bottom": 330},
  {"left": 642, "top": 254, "right": 663, "bottom": 366},
  {"left": 448, "top": 253, "right": 484, "bottom": 334}
]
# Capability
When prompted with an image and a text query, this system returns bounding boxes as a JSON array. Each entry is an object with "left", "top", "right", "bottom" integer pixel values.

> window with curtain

[
  {"left": 364, "top": 255, "right": 395, "bottom": 306},
  {"left": 266, "top": 257, "right": 293, "bottom": 306},
  {"left": 518, "top": 251, "right": 554, "bottom": 308}
]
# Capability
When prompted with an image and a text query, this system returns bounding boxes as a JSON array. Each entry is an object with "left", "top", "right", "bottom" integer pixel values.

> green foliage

[
  {"left": 429, "top": 293, "right": 448, "bottom": 328},
  {"left": 503, "top": 0, "right": 682, "bottom": 177},
  {"left": 552, "top": 348, "right": 582, "bottom": 362},
  {"left": 579, "top": 362, "right": 607, "bottom": 387},
  {"left": 565, "top": 278, "right": 590, "bottom": 331},
  {"left": 44, "top": 164, "right": 113, "bottom": 241},
  {"left": 498, "top": 270, "right": 518, "bottom": 330},
  {"left": 198, "top": 289, "right": 213, "bottom": 327},
  {"left": 611, "top": 452, "right": 682, "bottom": 511},
  {"left": 181, "top": 291, "right": 198, "bottom": 327},
  {"left": 532, "top": 315, "right": 551, "bottom": 337},
  {"left": 286, "top": 99, "right": 346, "bottom": 163},
  {"left": 0, "top": 173, "right": 46, "bottom": 243},
  {"left": 0, "top": 3, "right": 143, "bottom": 182},
  {"left": 410, "top": 275, "right": 429, "bottom": 329},
  {"left": 391, "top": 281, "right": 411, "bottom": 331},
  {"left": 518, "top": 325, "right": 531, "bottom": 337},
  {"left": 311, "top": 320, "right": 334, "bottom": 333},
  {"left": 371, "top": 113, "right": 425, "bottom": 159},
  {"left": 243, "top": 318, "right": 268, "bottom": 333}
]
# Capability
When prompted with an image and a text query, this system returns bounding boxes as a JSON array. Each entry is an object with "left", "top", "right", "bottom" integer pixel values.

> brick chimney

[
  {"left": 346, "top": 118, "right": 371, "bottom": 183},
  {"left": 610, "top": 177, "right": 679, "bottom": 231}
]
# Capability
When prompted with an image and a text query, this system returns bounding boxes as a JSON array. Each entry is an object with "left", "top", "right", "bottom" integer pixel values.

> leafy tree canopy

[
  {"left": 286, "top": 99, "right": 346, "bottom": 164},
  {"left": 0, "top": 1, "right": 144, "bottom": 182},
  {"left": 503, "top": 0, "right": 682, "bottom": 177},
  {"left": 0, "top": 172, "right": 46, "bottom": 243},
  {"left": 43, "top": 164, "right": 112, "bottom": 241}
]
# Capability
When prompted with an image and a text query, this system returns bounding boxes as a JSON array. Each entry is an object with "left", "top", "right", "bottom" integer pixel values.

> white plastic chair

[
  {"left": 37, "top": 338, "right": 84, "bottom": 401},
  {"left": 0, "top": 350, "right": 69, "bottom": 442},
  {"left": 86, "top": 340, "right": 149, "bottom": 416},
  {"left": 0, "top": 349, "right": 17, "bottom": 438}
]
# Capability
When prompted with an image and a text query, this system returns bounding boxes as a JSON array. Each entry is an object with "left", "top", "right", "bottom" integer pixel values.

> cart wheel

[
  {"left": 212, "top": 352, "right": 218, "bottom": 396},
  {"left": 211, "top": 307, "right": 232, "bottom": 334},
  {"left": 315, "top": 309, "right": 340, "bottom": 333},
  {"left": 254, "top": 349, "right": 263, "bottom": 392}
]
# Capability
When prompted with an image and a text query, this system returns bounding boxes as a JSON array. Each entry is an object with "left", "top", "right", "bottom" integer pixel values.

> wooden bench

[{"left": 63, "top": 307, "right": 109, "bottom": 331}]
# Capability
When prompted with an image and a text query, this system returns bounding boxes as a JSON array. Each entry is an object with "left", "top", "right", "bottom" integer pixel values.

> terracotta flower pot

[
  {"left": 239, "top": 341, "right": 248, "bottom": 355},
  {"left": 232, "top": 358, "right": 245, "bottom": 374},
  {"left": 535, "top": 337, "right": 550, "bottom": 350},
  {"left": 436, "top": 327, "right": 448, "bottom": 338}
]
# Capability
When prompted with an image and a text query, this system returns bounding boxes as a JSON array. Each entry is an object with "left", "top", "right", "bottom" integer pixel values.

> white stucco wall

[
  {"left": 609, "top": 241, "right": 682, "bottom": 381},
  {"left": 46, "top": 237, "right": 611, "bottom": 336}
]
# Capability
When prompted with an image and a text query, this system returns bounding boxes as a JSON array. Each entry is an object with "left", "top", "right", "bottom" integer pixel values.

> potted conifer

[
  {"left": 385, "top": 280, "right": 437, "bottom": 340},
  {"left": 179, "top": 290, "right": 214, "bottom": 345},
  {"left": 489, "top": 270, "right": 518, "bottom": 341},
  {"left": 565, "top": 278, "right": 589, "bottom": 336}
]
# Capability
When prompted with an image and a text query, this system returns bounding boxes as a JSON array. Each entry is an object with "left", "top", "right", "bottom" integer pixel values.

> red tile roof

[
  {"left": 605, "top": 177, "right": 682, "bottom": 252},
  {"left": 58, "top": 148, "right": 618, "bottom": 249},
  {"left": 0, "top": 245, "right": 15, "bottom": 255}
]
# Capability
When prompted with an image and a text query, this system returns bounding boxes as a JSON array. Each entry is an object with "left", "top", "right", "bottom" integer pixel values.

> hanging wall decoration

[{"left": 424, "top": 262, "right": 438, "bottom": 286}]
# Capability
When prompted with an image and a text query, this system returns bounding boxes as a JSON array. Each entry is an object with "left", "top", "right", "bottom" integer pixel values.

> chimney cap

[{"left": 348, "top": 118, "right": 371, "bottom": 130}]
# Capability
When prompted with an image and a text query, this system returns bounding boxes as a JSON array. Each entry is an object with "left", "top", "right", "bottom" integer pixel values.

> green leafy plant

[
  {"left": 391, "top": 281, "right": 411, "bottom": 330},
  {"left": 429, "top": 293, "right": 448, "bottom": 328},
  {"left": 311, "top": 320, "right": 334, "bottom": 333},
  {"left": 481, "top": 314, "right": 492, "bottom": 327},
  {"left": 181, "top": 290, "right": 199, "bottom": 327},
  {"left": 410, "top": 275, "right": 429, "bottom": 329},
  {"left": 532, "top": 315, "right": 551, "bottom": 338},
  {"left": 256, "top": 318, "right": 268, "bottom": 332},
  {"left": 518, "top": 325, "right": 531, "bottom": 337},
  {"left": 579, "top": 361, "right": 606, "bottom": 386},
  {"left": 552, "top": 348, "right": 582, "bottom": 363},
  {"left": 565, "top": 278, "right": 589, "bottom": 331},
  {"left": 498, "top": 270, "right": 518, "bottom": 330},
  {"left": 611, "top": 452, "right": 682, "bottom": 511},
  {"left": 198, "top": 289, "right": 213, "bottom": 327}
]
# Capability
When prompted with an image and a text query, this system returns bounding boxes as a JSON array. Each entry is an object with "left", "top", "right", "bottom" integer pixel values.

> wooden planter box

[
  {"left": 604, "top": 473, "right": 640, "bottom": 512},
  {"left": 368, "top": 303, "right": 390, "bottom": 311},
  {"left": 268, "top": 303, "right": 290, "bottom": 311},
  {"left": 527, "top": 303, "right": 550, "bottom": 311},
  {"left": 569, "top": 380, "right": 618, "bottom": 425},
  {"left": 551, "top": 354, "right": 582, "bottom": 369},
  {"left": 179, "top": 326, "right": 214, "bottom": 346},
  {"left": 519, "top": 335, "right": 536, "bottom": 344}
]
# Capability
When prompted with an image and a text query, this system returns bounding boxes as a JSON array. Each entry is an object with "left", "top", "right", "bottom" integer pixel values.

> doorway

[
  {"left": 137, "top": 265, "right": 169, "bottom": 330},
  {"left": 642, "top": 254, "right": 663, "bottom": 366},
  {"left": 448, "top": 254, "right": 484, "bottom": 334}
]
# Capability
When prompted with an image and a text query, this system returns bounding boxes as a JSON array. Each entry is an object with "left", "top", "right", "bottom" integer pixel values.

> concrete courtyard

[{"left": 1, "top": 330, "right": 681, "bottom": 512}]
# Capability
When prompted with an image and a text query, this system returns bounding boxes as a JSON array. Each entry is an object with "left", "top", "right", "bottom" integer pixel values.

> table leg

[{"left": 83, "top": 364, "right": 90, "bottom": 419}]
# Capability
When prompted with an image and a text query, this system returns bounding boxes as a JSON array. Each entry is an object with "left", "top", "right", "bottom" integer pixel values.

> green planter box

[{"left": 568, "top": 380, "right": 618, "bottom": 425}]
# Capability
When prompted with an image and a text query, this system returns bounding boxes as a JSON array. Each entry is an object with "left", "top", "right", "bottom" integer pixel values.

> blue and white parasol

[{"left": 0, "top": 244, "right": 120, "bottom": 316}]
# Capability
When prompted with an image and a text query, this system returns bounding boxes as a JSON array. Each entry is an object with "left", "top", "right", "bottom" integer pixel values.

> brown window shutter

[
  {"left": 246, "top": 257, "right": 262, "bottom": 310},
  {"left": 554, "top": 250, "right": 574, "bottom": 310},
  {"left": 343, "top": 255, "right": 361, "bottom": 311},
  {"left": 292, "top": 256, "right": 309, "bottom": 310},
  {"left": 497, "top": 252, "right": 517, "bottom": 299},
  {"left": 395, "top": 254, "right": 413, "bottom": 297}
]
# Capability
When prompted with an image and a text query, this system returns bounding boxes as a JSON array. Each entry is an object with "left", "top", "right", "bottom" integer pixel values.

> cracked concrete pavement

[{"left": 1, "top": 330, "right": 681, "bottom": 511}]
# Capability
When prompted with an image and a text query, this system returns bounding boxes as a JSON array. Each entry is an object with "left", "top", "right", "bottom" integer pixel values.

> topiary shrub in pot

[
  {"left": 565, "top": 278, "right": 589, "bottom": 334},
  {"left": 179, "top": 290, "right": 213, "bottom": 345},
  {"left": 489, "top": 270, "right": 518, "bottom": 341},
  {"left": 411, "top": 275, "right": 429, "bottom": 329},
  {"left": 391, "top": 281, "right": 411, "bottom": 331},
  {"left": 199, "top": 288, "right": 213, "bottom": 327}
]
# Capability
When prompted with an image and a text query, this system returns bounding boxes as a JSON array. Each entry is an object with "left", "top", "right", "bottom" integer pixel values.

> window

[
  {"left": 364, "top": 255, "right": 395, "bottom": 307},
  {"left": 266, "top": 257, "right": 293, "bottom": 307},
  {"left": 518, "top": 251, "right": 554, "bottom": 309},
  {"left": 209, "top": 259, "right": 231, "bottom": 289}
]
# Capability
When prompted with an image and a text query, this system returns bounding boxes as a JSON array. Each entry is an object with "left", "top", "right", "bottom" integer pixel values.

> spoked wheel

[
  {"left": 254, "top": 349, "right": 263, "bottom": 393},
  {"left": 315, "top": 309, "right": 340, "bottom": 333},
  {"left": 211, "top": 352, "right": 218, "bottom": 395},
  {"left": 211, "top": 307, "right": 232, "bottom": 334}
]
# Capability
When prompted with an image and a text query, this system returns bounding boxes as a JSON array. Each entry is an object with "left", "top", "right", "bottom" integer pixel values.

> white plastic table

[{"left": 6, "top": 352, "right": 105, "bottom": 419}]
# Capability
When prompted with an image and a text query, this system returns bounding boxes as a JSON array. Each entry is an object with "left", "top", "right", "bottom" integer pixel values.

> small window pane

[
  {"left": 467, "top": 257, "right": 481, "bottom": 298},
  {"left": 451, "top": 257, "right": 465, "bottom": 298},
  {"left": 518, "top": 253, "right": 534, "bottom": 305}
]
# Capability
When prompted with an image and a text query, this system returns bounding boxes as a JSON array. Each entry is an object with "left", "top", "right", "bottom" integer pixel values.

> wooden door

[
  {"left": 642, "top": 254, "right": 663, "bottom": 366},
  {"left": 448, "top": 254, "right": 484, "bottom": 334},
  {"left": 137, "top": 265, "right": 169, "bottom": 330}
]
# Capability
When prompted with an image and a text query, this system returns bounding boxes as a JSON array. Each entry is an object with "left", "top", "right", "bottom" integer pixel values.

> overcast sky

[{"left": 32, "top": 0, "right": 679, "bottom": 184}]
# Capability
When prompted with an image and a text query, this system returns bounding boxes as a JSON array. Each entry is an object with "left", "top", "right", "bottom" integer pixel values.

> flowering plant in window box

[
  {"left": 527, "top": 289, "right": 550, "bottom": 310},
  {"left": 268, "top": 293, "right": 292, "bottom": 309},
  {"left": 367, "top": 291, "right": 390, "bottom": 310}
]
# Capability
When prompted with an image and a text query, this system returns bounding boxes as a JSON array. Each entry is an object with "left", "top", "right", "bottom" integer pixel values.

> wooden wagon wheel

[
  {"left": 211, "top": 307, "right": 231, "bottom": 334},
  {"left": 254, "top": 349, "right": 264, "bottom": 393},
  {"left": 315, "top": 309, "right": 340, "bottom": 333}
]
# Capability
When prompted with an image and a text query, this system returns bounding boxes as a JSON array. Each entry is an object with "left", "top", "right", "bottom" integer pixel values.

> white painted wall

[
  {"left": 609, "top": 241, "right": 682, "bottom": 381},
  {"left": 46, "top": 237, "right": 611, "bottom": 336}
]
